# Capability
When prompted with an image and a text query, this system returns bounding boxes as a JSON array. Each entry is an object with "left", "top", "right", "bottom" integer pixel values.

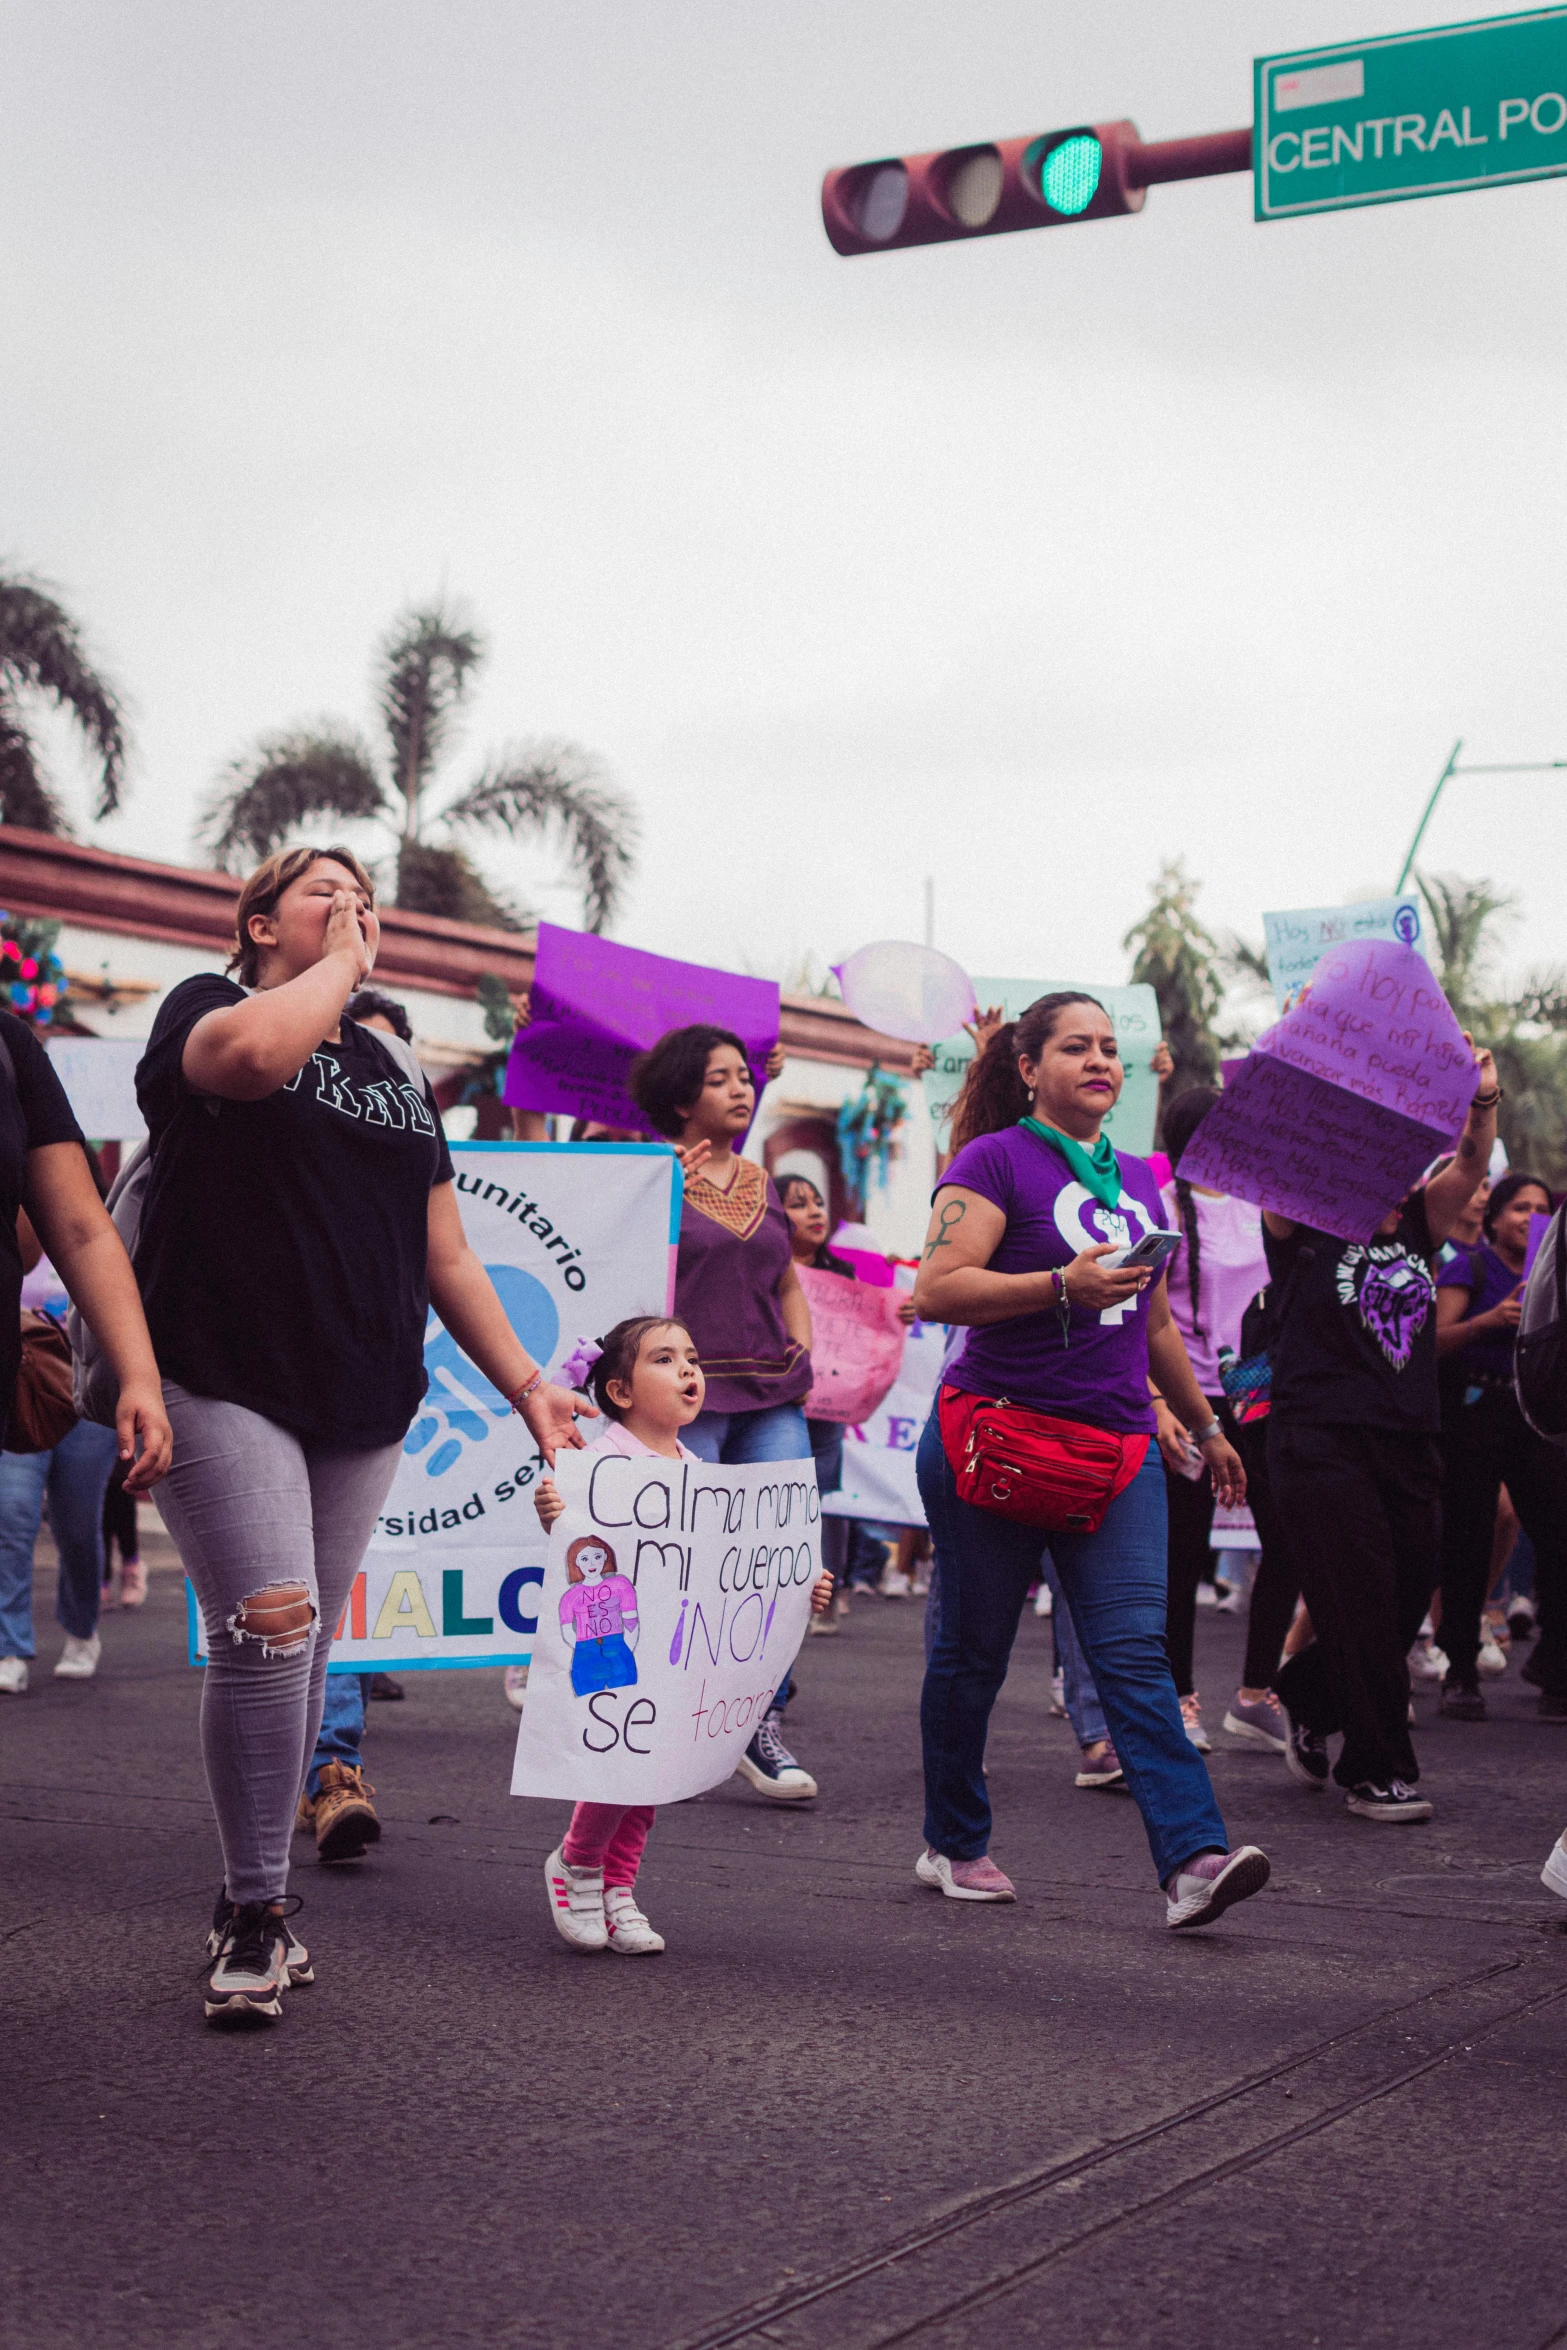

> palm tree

[
  {"left": 196, "top": 601, "right": 637, "bottom": 932},
  {"left": 1124, "top": 857, "right": 1226, "bottom": 1104},
  {"left": 0, "top": 568, "right": 128, "bottom": 831}
]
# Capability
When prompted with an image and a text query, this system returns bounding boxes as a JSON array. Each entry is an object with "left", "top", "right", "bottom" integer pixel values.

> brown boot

[{"left": 312, "top": 1760, "right": 381, "bottom": 1863}]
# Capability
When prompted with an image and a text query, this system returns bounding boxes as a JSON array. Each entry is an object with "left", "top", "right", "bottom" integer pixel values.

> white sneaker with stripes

[{"left": 544, "top": 1845, "right": 607, "bottom": 1951}]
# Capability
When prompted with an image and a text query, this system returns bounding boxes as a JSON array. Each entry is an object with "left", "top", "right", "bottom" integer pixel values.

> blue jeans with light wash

[
  {"left": 0, "top": 1419, "right": 120, "bottom": 1657},
  {"left": 686, "top": 1402, "right": 812, "bottom": 1709},
  {"left": 922, "top": 1544, "right": 1109, "bottom": 1747},
  {"left": 1041, "top": 1552, "right": 1109, "bottom": 1749},
  {"left": 917, "top": 1412, "right": 1228, "bottom": 1884},
  {"left": 307, "top": 1673, "right": 371, "bottom": 1795}
]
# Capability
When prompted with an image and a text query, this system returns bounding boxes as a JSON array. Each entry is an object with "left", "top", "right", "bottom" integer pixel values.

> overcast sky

[{"left": 6, "top": 0, "right": 1566, "bottom": 1000}]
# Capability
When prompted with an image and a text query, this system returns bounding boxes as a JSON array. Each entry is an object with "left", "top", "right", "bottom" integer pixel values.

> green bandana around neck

[{"left": 1019, "top": 1116, "right": 1122, "bottom": 1210}]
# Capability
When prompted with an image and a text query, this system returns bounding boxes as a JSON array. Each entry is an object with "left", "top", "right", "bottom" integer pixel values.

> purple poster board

[
  {"left": 503, "top": 923, "right": 781, "bottom": 1133},
  {"left": 1178, "top": 941, "right": 1479, "bottom": 1243}
]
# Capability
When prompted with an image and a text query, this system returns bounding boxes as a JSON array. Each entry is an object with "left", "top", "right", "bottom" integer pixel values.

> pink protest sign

[
  {"left": 503, "top": 924, "right": 781, "bottom": 1132},
  {"left": 1178, "top": 941, "right": 1479, "bottom": 1243},
  {"left": 797, "top": 1266, "right": 908, "bottom": 1425}
]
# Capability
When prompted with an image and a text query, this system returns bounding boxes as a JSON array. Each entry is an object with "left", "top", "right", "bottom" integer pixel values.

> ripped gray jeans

[{"left": 158, "top": 1383, "right": 402, "bottom": 1905}]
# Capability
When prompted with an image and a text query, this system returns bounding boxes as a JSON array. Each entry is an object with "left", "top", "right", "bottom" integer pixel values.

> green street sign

[{"left": 1255, "top": 7, "right": 1567, "bottom": 219}]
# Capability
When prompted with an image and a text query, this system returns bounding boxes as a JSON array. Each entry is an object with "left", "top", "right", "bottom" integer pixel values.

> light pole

[{"left": 1395, "top": 740, "right": 1567, "bottom": 893}]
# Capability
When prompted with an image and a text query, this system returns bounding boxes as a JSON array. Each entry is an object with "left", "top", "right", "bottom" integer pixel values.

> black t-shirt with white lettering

[
  {"left": 1263, "top": 1192, "right": 1440, "bottom": 1435},
  {"left": 0, "top": 1012, "right": 87, "bottom": 1442},
  {"left": 135, "top": 975, "right": 454, "bottom": 1447}
]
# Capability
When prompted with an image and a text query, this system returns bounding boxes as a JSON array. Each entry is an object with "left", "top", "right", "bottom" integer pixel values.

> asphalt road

[{"left": 3, "top": 1547, "right": 1565, "bottom": 2350}]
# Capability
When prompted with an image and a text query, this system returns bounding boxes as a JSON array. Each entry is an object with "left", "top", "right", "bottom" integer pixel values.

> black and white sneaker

[
  {"left": 1344, "top": 1779, "right": 1433, "bottom": 1823},
  {"left": 735, "top": 1710, "right": 818, "bottom": 1800},
  {"left": 206, "top": 1886, "right": 313, "bottom": 1985},
  {"left": 1439, "top": 1675, "right": 1486, "bottom": 1722},
  {"left": 204, "top": 1902, "right": 291, "bottom": 2024},
  {"left": 1283, "top": 1715, "right": 1331, "bottom": 1791}
]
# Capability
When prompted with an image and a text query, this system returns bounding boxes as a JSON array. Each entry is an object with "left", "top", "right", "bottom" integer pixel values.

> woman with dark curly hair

[{"left": 631, "top": 1023, "right": 818, "bottom": 1799}]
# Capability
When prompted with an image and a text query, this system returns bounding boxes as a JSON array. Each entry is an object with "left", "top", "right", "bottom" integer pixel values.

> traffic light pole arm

[{"left": 1126, "top": 127, "right": 1252, "bottom": 187}]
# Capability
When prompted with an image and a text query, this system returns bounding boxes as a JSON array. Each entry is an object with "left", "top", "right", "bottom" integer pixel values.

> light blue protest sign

[
  {"left": 921, "top": 980, "right": 1163, "bottom": 1157},
  {"left": 1262, "top": 896, "right": 1424, "bottom": 1010}
]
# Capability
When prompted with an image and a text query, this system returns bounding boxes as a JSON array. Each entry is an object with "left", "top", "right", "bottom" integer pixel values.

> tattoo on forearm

[{"left": 924, "top": 1199, "right": 966, "bottom": 1260}]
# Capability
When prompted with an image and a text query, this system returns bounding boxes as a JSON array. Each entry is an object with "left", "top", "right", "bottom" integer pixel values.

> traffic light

[{"left": 821, "top": 123, "right": 1251, "bottom": 255}]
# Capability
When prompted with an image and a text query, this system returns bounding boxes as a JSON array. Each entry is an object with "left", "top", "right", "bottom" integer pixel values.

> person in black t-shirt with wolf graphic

[
  {"left": 136, "top": 846, "right": 592, "bottom": 2026},
  {"left": 1263, "top": 1044, "right": 1500, "bottom": 1826}
]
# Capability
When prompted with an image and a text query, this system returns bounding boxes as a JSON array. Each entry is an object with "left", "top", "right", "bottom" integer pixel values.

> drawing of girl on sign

[{"left": 560, "top": 1535, "right": 640, "bottom": 1697}]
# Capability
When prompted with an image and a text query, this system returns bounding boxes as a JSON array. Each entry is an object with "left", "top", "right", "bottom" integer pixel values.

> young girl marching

[{"left": 533, "top": 1314, "right": 834, "bottom": 1956}]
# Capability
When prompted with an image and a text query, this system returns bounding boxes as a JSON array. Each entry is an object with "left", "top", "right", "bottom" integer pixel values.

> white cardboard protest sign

[
  {"left": 188, "top": 1141, "right": 680, "bottom": 1674},
  {"left": 511, "top": 1449, "right": 820, "bottom": 1804},
  {"left": 1262, "top": 896, "right": 1424, "bottom": 1009},
  {"left": 47, "top": 1038, "right": 148, "bottom": 1140}
]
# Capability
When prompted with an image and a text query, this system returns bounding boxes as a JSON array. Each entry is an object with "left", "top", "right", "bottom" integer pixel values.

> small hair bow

[{"left": 559, "top": 1337, "right": 604, "bottom": 1390}]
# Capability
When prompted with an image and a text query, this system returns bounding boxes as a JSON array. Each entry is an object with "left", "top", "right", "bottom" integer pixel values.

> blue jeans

[
  {"left": 687, "top": 1402, "right": 811, "bottom": 1709},
  {"left": 917, "top": 1411, "right": 1227, "bottom": 1883},
  {"left": 922, "top": 1544, "right": 1109, "bottom": 1747},
  {"left": 1042, "top": 1552, "right": 1109, "bottom": 1748},
  {"left": 0, "top": 1420, "right": 120, "bottom": 1656},
  {"left": 307, "top": 1673, "right": 370, "bottom": 1795}
]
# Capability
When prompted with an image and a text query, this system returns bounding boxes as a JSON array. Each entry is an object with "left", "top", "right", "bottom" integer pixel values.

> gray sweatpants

[{"left": 158, "top": 1383, "right": 402, "bottom": 1905}]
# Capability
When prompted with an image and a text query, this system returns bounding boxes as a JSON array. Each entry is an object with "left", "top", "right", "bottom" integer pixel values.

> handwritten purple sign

[
  {"left": 502, "top": 923, "right": 781, "bottom": 1133},
  {"left": 1178, "top": 941, "right": 1479, "bottom": 1243}
]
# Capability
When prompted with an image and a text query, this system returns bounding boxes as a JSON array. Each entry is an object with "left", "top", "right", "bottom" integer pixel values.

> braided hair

[
  {"left": 948, "top": 993, "right": 1110, "bottom": 1154},
  {"left": 1160, "top": 1086, "right": 1223, "bottom": 1342}
]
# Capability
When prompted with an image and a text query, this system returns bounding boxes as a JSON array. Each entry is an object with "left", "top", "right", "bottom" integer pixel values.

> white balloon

[{"left": 834, "top": 942, "right": 977, "bottom": 1045}]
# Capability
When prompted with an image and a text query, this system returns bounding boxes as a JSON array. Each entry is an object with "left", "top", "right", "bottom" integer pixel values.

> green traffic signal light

[{"left": 1033, "top": 131, "right": 1103, "bottom": 216}]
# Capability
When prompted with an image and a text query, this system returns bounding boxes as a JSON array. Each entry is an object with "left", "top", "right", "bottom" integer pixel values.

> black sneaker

[
  {"left": 735, "top": 1710, "right": 818, "bottom": 1801},
  {"left": 1344, "top": 1779, "right": 1433, "bottom": 1823},
  {"left": 1283, "top": 1715, "right": 1331, "bottom": 1791},
  {"left": 204, "top": 1903, "right": 290, "bottom": 2025},
  {"left": 369, "top": 1673, "right": 405, "bottom": 1700},
  {"left": 206, "top": 1887, "right": 313, "bottom": 1986},
  {"left": 1439, "top": 1675, "right": 1487, "bottom": 1722}
]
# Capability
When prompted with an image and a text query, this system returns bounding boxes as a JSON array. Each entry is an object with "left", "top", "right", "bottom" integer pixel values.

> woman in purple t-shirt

[{"left": 911, "top": 993, "right": 1271, "bottom": 1933}]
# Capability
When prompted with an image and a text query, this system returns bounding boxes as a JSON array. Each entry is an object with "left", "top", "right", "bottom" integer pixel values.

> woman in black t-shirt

[
  {"left": 0, "top": 1013, "right": 172, "bottom": 1674},
  {"left": 138, "top": 846, "right": 588, "bottom": 2025},
  {"left": 1264, "top": 1048, "right": 1499, "bottom": 1823}
]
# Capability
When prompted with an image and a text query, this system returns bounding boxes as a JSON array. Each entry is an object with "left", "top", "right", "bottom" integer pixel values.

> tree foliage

[
  {"left": 197, "top": 599, "right": 636, "bottom": 934},
  {"left": 1123, "top": 859, "right": 1225, "bottom": 1106},
  {"left": 1416, "top": 869, "right": 1567, "bottom": 1189},
  {"left": 0, "top": 569, "right": 128, "bottom": 830}
]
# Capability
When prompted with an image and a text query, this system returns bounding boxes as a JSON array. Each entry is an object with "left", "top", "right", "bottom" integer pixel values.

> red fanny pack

[{"left": 938, "top": 1385, "right": 1149, "bottom": 1535}]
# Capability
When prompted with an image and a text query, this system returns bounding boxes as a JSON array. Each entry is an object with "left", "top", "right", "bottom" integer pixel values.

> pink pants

[{"left": 562, "top": 1802, "right": 656, "bottom": 1889}]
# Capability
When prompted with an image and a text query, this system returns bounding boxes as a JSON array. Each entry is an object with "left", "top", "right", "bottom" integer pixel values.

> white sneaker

[
  {"left": 1195, "top": 1582, "right": 1218, "bottom": 1609},
  {"left": 1181, "top": 1693, "right": 1212, "bottom": 1753},
  {"left": 1542, "top": 1832, "right": 1567, "bottom": 1901},
  {"left": 1033, "top": 1582, "right": 1053, "bottom": 1617},
  {"left": 0, "top": 1656, "right": 28, "bottom": 1694},
  {"left": 878, "top": 1565, "right": 912, "bottom": 1598},
  {"left": 503, "top": 1663, "right": 529, "bottom": 1712},
  {"left": 53, "top": 1634, "right": 101, "bottom": 1681},
  {"left": 1049, "top": 1669, "right": 1067, "bottom": 1719},
  {"left": 1409, "top": 1636, "right": 1448, "bottom": 1680},
  {"left": 604, "top": 1887, "right": 665, "bottom": 1954},
  {"left": 1477, "top": 1639, "right": 1508, "bottom": 1678},
  {"left": 544, "top": 1844, "right": 607, "bottom": 1951}
]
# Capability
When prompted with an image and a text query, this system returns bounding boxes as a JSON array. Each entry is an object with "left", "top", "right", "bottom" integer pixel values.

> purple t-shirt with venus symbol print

[{"left": 938, "top": 1125, "right": 1168, "bottom": 1433}]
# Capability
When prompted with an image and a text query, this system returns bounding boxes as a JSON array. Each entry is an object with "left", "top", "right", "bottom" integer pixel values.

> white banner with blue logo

[{"left": 187, "top": 1141, "right": 681, "bottom": 1673}]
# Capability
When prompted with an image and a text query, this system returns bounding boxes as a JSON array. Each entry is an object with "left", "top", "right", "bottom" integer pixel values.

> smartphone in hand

[{"left": 1102, "top": 1229, "right": 1183, "bottom": 1276}]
